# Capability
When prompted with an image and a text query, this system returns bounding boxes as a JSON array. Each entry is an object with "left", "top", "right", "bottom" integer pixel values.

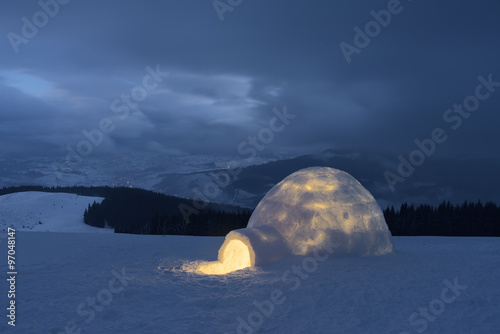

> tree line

[
  {"left": 0, "top": 185, "right": 251, "bottom": 236},
  {"left": 84, "top": 195, "right": 250, "bottom": 236},
  {"left": 2, "top": 185, "right": 499, "bottom": 237},
  {"left": 384, "top": 201, "right": 500, "bottom": 236},
  {"left": 75, "top": 187, "right": 251, "bottom": 235}
]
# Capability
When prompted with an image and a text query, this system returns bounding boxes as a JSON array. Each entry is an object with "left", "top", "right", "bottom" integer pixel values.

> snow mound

[
  {"left": 0, "top": 191, "right": 113, "bottom": 233},
  {"left": 198, "top": 167, "right": 393, "bottom": 275}
]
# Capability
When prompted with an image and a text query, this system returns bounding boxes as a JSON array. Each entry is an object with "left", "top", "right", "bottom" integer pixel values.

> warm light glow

[
  {"left": 247, "top": 167, "right": 394, "bottom": 256},
  {"left": 198, "top": 240, "right": 252, "bottom": 275}
]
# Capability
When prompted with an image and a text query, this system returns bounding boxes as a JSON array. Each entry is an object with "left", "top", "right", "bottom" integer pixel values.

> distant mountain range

[
  {"left": 152, "top": 149, "right": 500, "bottom": 209},
  {"left": 1, "top": 150, "right": 499, "bottom": 209}
]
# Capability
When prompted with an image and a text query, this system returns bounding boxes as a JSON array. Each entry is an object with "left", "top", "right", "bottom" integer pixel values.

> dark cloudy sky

[{"left": 1, "top": 0, "right": 499, "bottom": 161}]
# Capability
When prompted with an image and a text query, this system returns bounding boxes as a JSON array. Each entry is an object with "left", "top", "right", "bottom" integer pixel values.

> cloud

[{"left": 0, "top": 0, "right": 499, "bottom": 163}]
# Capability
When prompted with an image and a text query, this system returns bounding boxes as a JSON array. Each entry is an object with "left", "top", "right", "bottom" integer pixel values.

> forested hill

[
  {"left": 2, "top": 186, "right": 499, "bottom": 237},
  {"left": 0, "top": 185, "right": 252, "bottom": 236}
]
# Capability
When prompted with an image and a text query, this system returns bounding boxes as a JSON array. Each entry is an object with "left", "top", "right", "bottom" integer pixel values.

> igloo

[{"left": 198, "top": 167, "right": 393, "bottom": 275}]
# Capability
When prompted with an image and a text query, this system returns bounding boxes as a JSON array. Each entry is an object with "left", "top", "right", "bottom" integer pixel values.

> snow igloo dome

[{"left": 198, "top": 167, "right": 393, "bottom": 275}]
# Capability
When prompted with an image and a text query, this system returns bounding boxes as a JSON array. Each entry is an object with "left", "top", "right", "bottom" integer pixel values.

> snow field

[
  {"left": 0, "top": 192, "right": 112, "bottom": 233},
  {"left": 0, "top": 233, "right": 498, "bottom": 334}
]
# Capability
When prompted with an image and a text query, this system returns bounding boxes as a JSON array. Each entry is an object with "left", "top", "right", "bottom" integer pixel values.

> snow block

[{"left": 219, "top": 225, "right": 292, "bottom": 266}]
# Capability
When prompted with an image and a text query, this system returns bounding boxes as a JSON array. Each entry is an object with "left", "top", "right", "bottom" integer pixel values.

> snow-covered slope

[
  {"left": 0, "top": 232, "right": 498, "bottom": 333},
  {"left": 0, "top": 192, "right": 112, "bottom": 233}
]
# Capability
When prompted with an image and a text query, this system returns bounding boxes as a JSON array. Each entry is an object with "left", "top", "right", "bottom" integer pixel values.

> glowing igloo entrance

[
  {"left": 198, "top": 240, "right": 251, "bottom": 275},
  {"left": 198, "top": 167, "right": 393, "bottom": 275}
]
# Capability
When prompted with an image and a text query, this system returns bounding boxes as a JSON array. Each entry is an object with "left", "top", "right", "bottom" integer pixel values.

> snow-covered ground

[
  {"left": 0, "top": 192, "right": 112, "bottom": 233},
  {"left": 0, "top": 191, "right": 498, "bottom": 333},
  {"left": 0, "top": 232, "right": 498, "bottom": 334}
]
